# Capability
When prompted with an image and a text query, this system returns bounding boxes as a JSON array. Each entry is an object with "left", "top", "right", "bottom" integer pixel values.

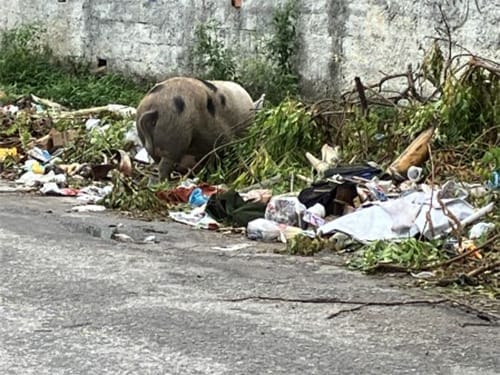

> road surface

[{"left": 0, "top": 191, "right": 498, "bottom": 374}]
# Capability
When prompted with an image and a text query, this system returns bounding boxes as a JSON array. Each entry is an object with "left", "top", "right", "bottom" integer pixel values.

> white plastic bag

[{"left": 265, "top": 195, "right": 306, "bottom": 226}]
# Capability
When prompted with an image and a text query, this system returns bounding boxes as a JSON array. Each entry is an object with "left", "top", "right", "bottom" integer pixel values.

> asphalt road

[{"left": 0, "top": 191, "right": 499, "bottom": 375}]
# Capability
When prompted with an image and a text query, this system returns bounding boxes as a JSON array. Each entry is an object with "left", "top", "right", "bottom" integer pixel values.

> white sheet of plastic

[{"left": 317, "top": 191, "right": 479, "bottom": 241}]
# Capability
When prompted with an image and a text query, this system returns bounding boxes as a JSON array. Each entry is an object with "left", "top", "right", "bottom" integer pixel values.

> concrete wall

[{"left": 0, "top": 0, "right": 498, "bottom": 98}]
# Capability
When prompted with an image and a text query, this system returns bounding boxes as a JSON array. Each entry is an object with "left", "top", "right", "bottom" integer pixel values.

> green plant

[
  {"left": 266, "top": 0, "right": 300, "bottom": 82},
  {"left": 348, "top": 239, "right": 446, "bottom": 272},
  {"left": 191, "top": 0, "right": 300, "bottom": 104},
  {"left": 63, "top": 118, "right": 133, "bottom": 164},
  {"left": 102, "top": 173, "right": 171, "bottom": 214},
  {"left": 201, "top": 98, "right": 322, "bottom": 190},
  {"left": 239, "top": 0, "right": 300, "bottom": 104},
  {"left": 0, "top": 24, "right": 149, "bottom": 109},
  {"left": 191, "top": 20, "right": 238, "bottom": 81}
]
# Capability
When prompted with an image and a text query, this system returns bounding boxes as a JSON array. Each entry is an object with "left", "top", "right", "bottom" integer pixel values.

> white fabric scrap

[
  {"left": 77, "top": 185, "right": 113, "bottom": 203},
  {"left": 71, "top": 204, "right": 106, "bottom": 212},
  {"left": 16, "top": 171, "right": 66, "bottom": 187},
  {"left": 134, "top": 147, "right": 153, "bottom": 164},
  {"left": 169, "top": 206, "right": 219, "bottom": 230},
  {"left": 318, "top": 191, "right": 480, "bottom": 241}
]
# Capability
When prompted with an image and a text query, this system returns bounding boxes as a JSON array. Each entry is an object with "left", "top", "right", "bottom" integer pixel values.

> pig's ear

[
  {"left": 139, "top": 110, "right": 159, "bottom": 130},
  {"left": 137, "top": 109, "right": 159, "bottom": 153}
]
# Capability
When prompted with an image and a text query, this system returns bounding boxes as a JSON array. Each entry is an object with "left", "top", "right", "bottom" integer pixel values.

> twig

[
  {"left": 238, "top": 174, "right": 282, "bottom": 193},
  {"left": 61, "top": 322, "right": 92, "bottom": 329},
  {"left": 437, "top": 4, "right": 453, "bottom": 80},
  {"left": 406, "top": 64, "right": 424, "bottom": 102},
  {"left": 466, "top": 260, "right": 500, "bottom": 278},
  {"left": 436, "top": 190, "right": 463, "bottom": 242},
  {"left": 371, "top": 72, "right": 409, "bottom": 92},
  {"left": 364, "top": 87, "right": 400, "bottom": 109},
  {"left": 327, "top": 305, "right": 364, "bottom": 318},
  {"left": 421, "top": 143, "right": 436, "bottom": 239},
  {"left": 446, "top": 296, "right": 500, "bottom": 322},
  {"left": 437, "top": 258, "right": 500, "bottom": 287},
  {"left": 469, "top": 56, "right": 500, "bottom": 75},
  {"left": 460, "top": 322, "right": 500, "bottom": 328},
  {"left": 354, "top": 77, "right": 369, "bottom": 117},
  {"left": 424, "top": 233, "right": 500, "bottom": 270},
  {"left": 365, "top": 263, "right": 412, "bottom": 273}
]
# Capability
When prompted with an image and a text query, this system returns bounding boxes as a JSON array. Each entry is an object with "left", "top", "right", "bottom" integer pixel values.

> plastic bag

[
  {"left": 265, "top": 195, "right": 306, "bottom": 226},
  {"left": 247, "top": 218, "right": 281, "bottom": 241}
]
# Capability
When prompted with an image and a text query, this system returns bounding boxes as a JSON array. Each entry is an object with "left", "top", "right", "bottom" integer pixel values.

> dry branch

[{"left": 424, "top": 233, "right": 500, "bottom": 270}]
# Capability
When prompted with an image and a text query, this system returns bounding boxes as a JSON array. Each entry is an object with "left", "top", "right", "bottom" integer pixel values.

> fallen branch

[
  {"left": 31, "top": 94, "right": 67, "bottom": 111},
  {"left": 421, "top": 143, "right": 437, "bottom": 239},
  {"left": 460, "top": 322, "right": 500, "bottom": 328},
  {"left": 466, "top": 260, "right": 500, "bottom": 278},
  {"left": 437, "top": 259, "right": 500, "bottom": 287}
]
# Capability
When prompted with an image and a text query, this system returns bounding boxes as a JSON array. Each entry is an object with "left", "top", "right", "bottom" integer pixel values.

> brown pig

[{"left": 136, "top": 77, "right": 256, "bottom": 180}]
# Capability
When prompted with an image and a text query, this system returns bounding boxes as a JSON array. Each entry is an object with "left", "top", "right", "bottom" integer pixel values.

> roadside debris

[
  {"left": 0, "top": 93, "right": 138, "bottom": 210},
  {"left": 0, "top": 40, "right": 498, "bottom": 299},
  {"left": 71, "top": 204, "right": 107, "bottom": 213}
]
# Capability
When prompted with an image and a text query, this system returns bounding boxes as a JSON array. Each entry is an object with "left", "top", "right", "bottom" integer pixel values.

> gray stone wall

[{"left": 0, "top": 0, "right": 498, "bottom": 98}]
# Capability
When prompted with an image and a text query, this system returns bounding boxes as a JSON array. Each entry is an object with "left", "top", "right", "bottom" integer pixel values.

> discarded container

[
  {"left": 49, "top": 128, "right": 78, "bottom": 148},
  {"left": 407, "top": 166, "right": 423, "bottom": 182},
  {"left": 487, "top": 170, "right": 500, "bottom": 190},
  {"left": 388, "top": 127, "right": 434, "bottom": 180}
]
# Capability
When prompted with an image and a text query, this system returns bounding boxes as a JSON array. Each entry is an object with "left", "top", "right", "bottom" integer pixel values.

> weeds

[
  {"left": 191, "top": 0, "right": 300, "bottom": 104},
  {"left": 348, "top": 239, "right": 446, "bottom": 272},
  {"left": 201, "top": 98, "right": 322, "bottom": 190},
  {"left": 191, "top": 20, "right": 238, "bottom": 81},
  {"left": 0, "top": 25, "right": 149, "bottom": 109},
  {"left": 63, "top": 118, "right": 134, "bottom": 164},
  {"left": 102, "top": 173, "right": 171, "bottom": 215}
]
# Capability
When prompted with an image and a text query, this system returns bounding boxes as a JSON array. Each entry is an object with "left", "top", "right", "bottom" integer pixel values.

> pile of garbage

[
  {"left": 160, "top": 130, "right": 498, "bottom": 288},
  {"left": 163, "top": 138, "right": 497, "bottom": 244},
  {"left": 0, "top": 94, "right": 147, "bottom": 209},
  {"left": 0, "top": 92, "right": 498, "bottom": 290}
]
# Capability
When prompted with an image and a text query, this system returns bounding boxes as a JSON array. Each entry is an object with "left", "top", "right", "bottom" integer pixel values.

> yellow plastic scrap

[
  {"left": 0, "top": 147, "right": 17, "bottom": 162},
  {"left": 460, "top": 240, "right": 482, "bottom": 259},
  {"left": 31, "top": 161, "right": 45, "bottom": 174}
]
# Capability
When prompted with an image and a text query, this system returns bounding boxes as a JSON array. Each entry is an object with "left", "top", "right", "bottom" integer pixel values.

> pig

[{"left": 136, "top": 77, "right": 256, "bottom": 180}]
